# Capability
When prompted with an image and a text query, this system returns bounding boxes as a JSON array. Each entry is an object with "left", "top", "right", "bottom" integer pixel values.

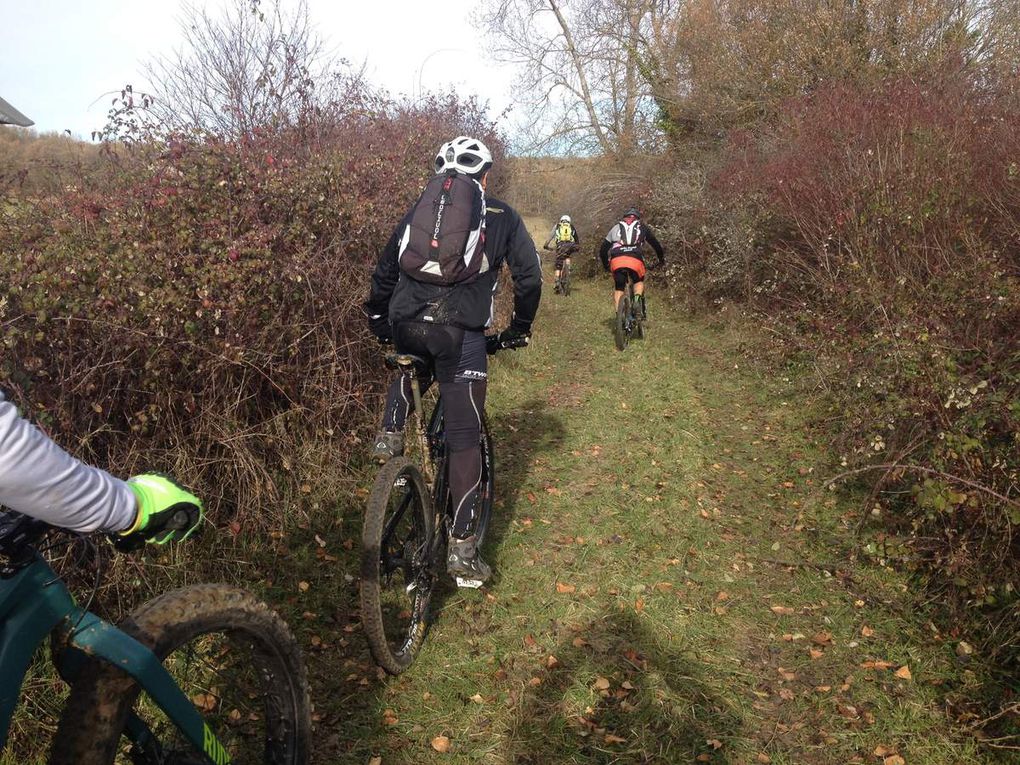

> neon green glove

[{"left": 120, "top": 473, "right": 203, "bottom": 545}]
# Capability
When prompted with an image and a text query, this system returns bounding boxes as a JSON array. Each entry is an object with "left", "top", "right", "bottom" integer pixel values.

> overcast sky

[{"left": 0, "top": 0, "right": 519, "bottom": 139}]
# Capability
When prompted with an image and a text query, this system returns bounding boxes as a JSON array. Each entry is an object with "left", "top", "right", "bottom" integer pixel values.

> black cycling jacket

[{"left": 365, "top": 196, "right": 542, "bottom": 333}]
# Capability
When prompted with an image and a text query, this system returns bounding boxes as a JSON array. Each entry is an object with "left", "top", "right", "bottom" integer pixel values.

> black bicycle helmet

[{"left": 623, "top": 206, "right": 641, "bottom": 218}]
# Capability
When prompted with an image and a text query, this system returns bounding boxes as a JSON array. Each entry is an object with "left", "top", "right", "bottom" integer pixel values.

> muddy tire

[
  {"left": 361, "top": 457, "right": 434, "bottom": 675},
  {"left": 50, "top": 584, "right": 311, "bottom": 765}
]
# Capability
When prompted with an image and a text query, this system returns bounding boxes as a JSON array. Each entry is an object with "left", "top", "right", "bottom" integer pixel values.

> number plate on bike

[{"left": 455, "top": 577, "right": 484, "bottom": 589}]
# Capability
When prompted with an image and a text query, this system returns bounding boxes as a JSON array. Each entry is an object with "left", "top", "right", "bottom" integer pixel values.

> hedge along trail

[{"left": 0, "top": 85, "right": 508, "bottom": 550}]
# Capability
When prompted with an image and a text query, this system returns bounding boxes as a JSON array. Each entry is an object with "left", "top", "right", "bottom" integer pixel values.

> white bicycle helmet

[
  {"left": 434, "top": 136, "right": 493, "bottom": 176},
  {"left": 559, "top": 215, "right": 571, "bottom": 223}
]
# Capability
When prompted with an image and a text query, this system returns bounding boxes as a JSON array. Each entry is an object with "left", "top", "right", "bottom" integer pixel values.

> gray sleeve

[
  {"left": 605, "top": 224, "right": 621, "bottom": 243},
  {"left": 0, "top": 392, "right": 136, "bottom": 533}
]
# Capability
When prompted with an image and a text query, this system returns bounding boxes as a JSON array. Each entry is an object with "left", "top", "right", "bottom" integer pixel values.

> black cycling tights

[{"left": 380, "top": 323, "right": 489, "bottom": 540}]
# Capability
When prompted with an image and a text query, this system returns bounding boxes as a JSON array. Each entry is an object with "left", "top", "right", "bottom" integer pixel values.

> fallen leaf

[
  {"left": 571, "top": 636, "right": 588, "bottom": 648},
  {"left": 811, "top": 631, "right": 833, "bottom": 646},
  {"left": 861, "top": 625, "right": 875, "bottom": 637},
  {"left": 696, "top": 755, "right": 711, "bottom": 762},
  {"left": 635, "top": 597, "right": 645, "bottom": 613},
  {"left": 298, "top": 581, "right": 310, "bottom": 592},
  {"left": 604, "top": 734, "right": 627, "bottom": 744},
  {"left": 556, "top": 582, "right": 576, "bottom": 594},
  {"left": 895, "top": 665, "right": 913, "bottom": 680},
  {"left": 873, "top": 746, "right": 892, "bottom": 757},
  {"left": 809, "top": 648, "right": 824, "bottom": 660},
  {"left": 884, "top": 757, "right": 905, "bottom": 765},
  {"left": 707, "top": 738, "right": 723, "bottom": 749},
  {"left": 770, "top": 605, "right": 795, "bottom": 615},
  {"left": 546, "top": 655, "right": 560, "bottom": 669},
  {"left": 470, "top": 693, "right": 484, "bottom": 704},
  {"left": 756, "top": 754, "right": 771, "bottom": 763},
  {"left": 192, "top": 693, "right": 217, "bottom": 712},
  {"left": 528, "top": 676, "right": 542, "bottom": 687},
  {"left": 593, "top": 676, "right": 611, "bottom": 691},
  {"left": 526, "top": 492, "right": 537, "bottom": 504},
  {"left": 716, "top": 591, "right": 730, "bottom": 601},
  {"left": 860, "top": 660, "right": 895, "bottom": 670},
  {"left": 431, "top": 735, "right": 451, "bottom": 753},
  {"left": 523, "top": 634, "right": 537, "bottom": 648},
  {"left": 368, "top": 758, "right": 382, "bottom": 765}
]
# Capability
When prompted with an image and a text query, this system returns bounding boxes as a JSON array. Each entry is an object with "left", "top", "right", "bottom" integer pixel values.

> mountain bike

[
  {"left": 614, "top": 268, "right": 645, "bottom": 351},
  {"left": 555, "top": 242, "right": 578, "bottom": 296},
  {"left": 361, "top": 339, "right": 526, "bottom": 675},
  {"left": 545, "top": 242, "right": 575, "bottom": 296},
  {"left": 557, "top": 258, "right": 572, "bottom": 296},
  {"left": 0, "top": 511, "right": 311, "bottom": 764}
]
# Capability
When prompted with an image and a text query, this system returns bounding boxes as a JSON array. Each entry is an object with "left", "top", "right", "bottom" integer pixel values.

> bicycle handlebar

[{"left": 486, "top": 335, "right": 530, "bottom": 355}]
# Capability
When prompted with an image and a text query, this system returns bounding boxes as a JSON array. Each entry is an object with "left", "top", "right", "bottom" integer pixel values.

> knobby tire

[
  {"left": 51, "top": 584, "right": 311, "bottom": 765},
  {"left": 361, "top": 457, "right": 434, "bottom": 675},
  {"left": 615, "top": 292, "right": 630, "bottom": 351}
]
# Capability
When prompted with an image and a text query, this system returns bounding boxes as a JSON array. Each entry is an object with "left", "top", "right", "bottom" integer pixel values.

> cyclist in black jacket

[{"left": 364, "top": 136, "right": 542, "bottom": 583}]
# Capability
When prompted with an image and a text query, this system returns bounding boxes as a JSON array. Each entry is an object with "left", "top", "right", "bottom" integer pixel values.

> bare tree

[
  {"left": 477, "top": 0, "right": 658, "bottom": 155},
  {"left": 145, "top": 0, "right": 325, "bottom": 138}
]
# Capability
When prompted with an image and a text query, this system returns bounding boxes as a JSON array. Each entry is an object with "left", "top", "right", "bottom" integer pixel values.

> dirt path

[{"left": 282, "top": 223, "right": 986, "bottom": 764}]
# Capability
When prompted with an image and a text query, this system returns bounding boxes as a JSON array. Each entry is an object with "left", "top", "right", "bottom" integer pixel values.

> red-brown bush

[{"left": 0, "top": 85, "right": 506, "bottom": 530}]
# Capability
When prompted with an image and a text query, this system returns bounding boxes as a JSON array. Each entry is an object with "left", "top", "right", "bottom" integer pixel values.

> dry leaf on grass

[
  {"left": 895, "top": 665, "right": 913, "bottom": 680},
  {"left": 593, "top": 676, "right": 611, "bottom": 690},
  {"left": 556, "top": 582, "right": 576, "bottom": 594},
  {"left": 770, "top": 605, "right": 795, "bottom": 615},
  {"left": 861, "top": 625, "right": 875, "bottom": 637},
  {"left": 431, "top": 735, "right": 451, "bottom": 753}
]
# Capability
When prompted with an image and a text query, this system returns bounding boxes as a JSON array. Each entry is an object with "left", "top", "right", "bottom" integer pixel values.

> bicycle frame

[{"left": 0, "top": 555, "right": 232, "bottom": 764}]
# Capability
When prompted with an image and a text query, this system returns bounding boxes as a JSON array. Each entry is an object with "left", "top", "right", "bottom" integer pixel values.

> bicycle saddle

[{"left": 385, "top": 353, "right": 429, "bottom": 371}]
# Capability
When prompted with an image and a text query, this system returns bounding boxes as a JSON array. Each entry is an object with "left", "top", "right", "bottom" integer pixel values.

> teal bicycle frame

[{"left": 0, "top": 552, "right": 232, "bottom": 764}]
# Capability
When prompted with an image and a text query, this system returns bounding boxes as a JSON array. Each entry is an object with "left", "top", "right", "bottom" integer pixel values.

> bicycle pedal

[{"left": 455, "top": 577, "right": 484, "bottom": 589}]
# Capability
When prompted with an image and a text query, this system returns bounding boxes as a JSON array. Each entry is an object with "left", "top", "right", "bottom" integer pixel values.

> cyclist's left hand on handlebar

[
  {"left": 486, "top": 328, "right": 531, "bottom": 354},
  {"left": 368, "top": 316, "right": 393, "bottom": 345},
  {"left": 118, "top": 473, "right": 203, "bottom": 547}
]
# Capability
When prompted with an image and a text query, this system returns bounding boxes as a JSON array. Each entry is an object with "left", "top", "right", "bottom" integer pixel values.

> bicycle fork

[{"left": 395, "top": 361, "right": 432, "bottom": 485}]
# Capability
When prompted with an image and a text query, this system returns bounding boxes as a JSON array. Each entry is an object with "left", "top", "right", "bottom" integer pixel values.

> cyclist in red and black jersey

[{"left": 598, "top": 207, "right": 664, "bottom": 318}]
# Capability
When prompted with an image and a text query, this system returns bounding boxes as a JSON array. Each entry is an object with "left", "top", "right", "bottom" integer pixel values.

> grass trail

[{"left": 274, "top": 223, "right": 991, "bottom": 764}]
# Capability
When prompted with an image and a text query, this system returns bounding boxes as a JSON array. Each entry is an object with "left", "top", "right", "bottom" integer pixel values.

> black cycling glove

[
  {"left": 368, "top": 315, "right": 392, "bottom": 345},
  {"left": 487, "top": 327, "right": 531, "bottom": 354}
]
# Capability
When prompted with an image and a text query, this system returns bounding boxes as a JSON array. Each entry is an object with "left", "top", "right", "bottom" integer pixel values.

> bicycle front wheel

[
  {"left": 615, "top": 293, "right": 631, "bottom": 351},
  {"left": 361, "top": 457, "right": 435, "bottom": 675},
  {"left": 52, "top": 585, "right": 311, "bottom": 765}
]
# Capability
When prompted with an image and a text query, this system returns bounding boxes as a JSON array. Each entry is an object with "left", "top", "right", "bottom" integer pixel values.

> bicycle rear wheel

[
  {"left": 560, "top": 261, "right": 571, "bottom": 296},
  {"left": 361, "top": 457, "right": 435, "bottom": 675},
  {"left": 615, "top": 292, "right": 631, "bottom": 351},
  {"left": 52, "top": 585, "right": 311, "bottom": 765}
]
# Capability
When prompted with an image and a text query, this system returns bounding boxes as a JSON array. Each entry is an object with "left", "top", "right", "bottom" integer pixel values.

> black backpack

[{"left": 398, "top": 171, "right": 487, "bottom": 285}]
